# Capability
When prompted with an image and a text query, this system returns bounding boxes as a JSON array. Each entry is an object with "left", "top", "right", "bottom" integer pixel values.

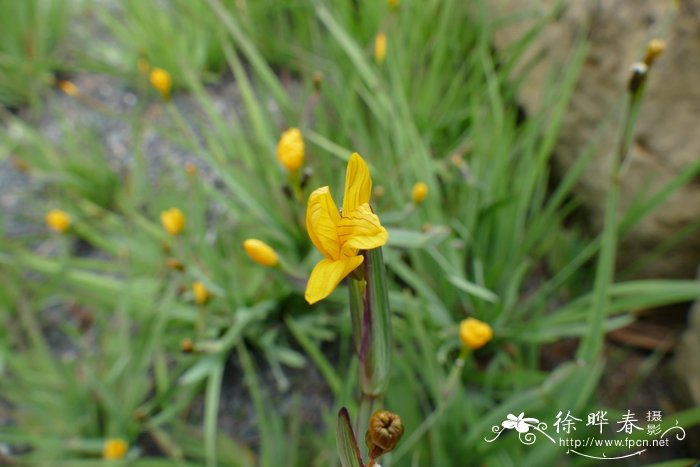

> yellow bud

[
  {"left": 166, "top": 258, "right": 185, "bottom": 271},
  {"left": 103, "top": 438, "right": 128, "bottom": 460},
  {"left": 243, "top": 239, "right": 279, "bottom": 267},
  {"left": 185, "top": 162, "right": 197, "bottom": 176},
  {"left": 276, "top": 128, "right": 305, "bottom": 171},
  {"left": 411, "top": 182, "right": 429, "bottom": 204},
  {"left": 388, "top": 0, "right": 399, "bottom": 7},
  {"left": 149, "top": 67, "right": 172, "bottom": 101},
  {"left": 180, "top": 337, "right": 195, "bottom": 352},
  {"left": 374, "top": 32, "right": 387, "bottom": 64},
  {"left": 46, "top": 209, "right": 71, "bottom": 233},
  {"left": 57, "top": 80, "right": 78, "bottom": 97},
  {"left": 192, "top": 281, "right": 211, "bottom": 305},
  {"left": 643, "top": 39, "right": 666, "bottom": 67},
  {"left": 160, "top": 208, "right": 185, "bottom": 236},
  {"left": 459, "top": 317, "right": 493, "bottom": 350},
  {"left": 138, "top": 57, "right": 150, "bottom": 74}
]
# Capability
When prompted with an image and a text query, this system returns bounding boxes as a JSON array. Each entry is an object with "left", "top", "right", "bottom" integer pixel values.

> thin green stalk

[
  {"left": 204, "top": 359, "right": 224, "bottom": 467},
  {"left": 578, "top": 73, "right": 647, "bottom": 362}
]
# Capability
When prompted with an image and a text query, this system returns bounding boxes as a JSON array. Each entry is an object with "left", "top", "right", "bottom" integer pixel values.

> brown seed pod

[{"left": 366, "top": 410, "right": 404, "bottom": 457}]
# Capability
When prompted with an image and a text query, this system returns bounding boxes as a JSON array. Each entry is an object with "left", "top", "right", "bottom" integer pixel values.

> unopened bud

[{"left": 366, "top": 410, "right": 404, "bottom": 458}]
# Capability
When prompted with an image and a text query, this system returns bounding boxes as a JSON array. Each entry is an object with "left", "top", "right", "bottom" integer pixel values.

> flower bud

[
  {"left": 160, "top": 208, "right": 185, "bottom": 236},
  {"left": 57, "top": 80, "right": 79, "bottom": 97},
  {"left": 243, "top": 239, "right": 279, "bottom": 267},
  {"left": 276, "top": 128, "right": 305, "bottom": 171},
  {"left": 388, "top": 0, "right": 399, "bottom": 8},
  {"left": 103, "top": 438, "right": 128, "bottom": 460},
  {"left": 192, "top": 281, "right": 211, "bottom": 305},
  {"left": 374, "top": 32, "right": 387, "bottom": 63},
  {"left": 46, "top": 209, "right": 71, "bottom": 233},
  {"left": 166, "top": 258, "right": 184, "bottom": 271},
  {"left": 411, "top": 182, "right": 428, "bottom": 204},
  {"left": 149, "top": 67, "right": 172, "bottom": 101},
  {"left": 643, "top": 39, "right": 666, "bottom": 67},
  {"left": 366, "top": 410, "right": 404, "bottom": 457},
  {"left": 180, "top": 338, "right": 195, "bottom": 353},
  {"left": 459, "top": 317, "right": 493, "bottom": 350}
]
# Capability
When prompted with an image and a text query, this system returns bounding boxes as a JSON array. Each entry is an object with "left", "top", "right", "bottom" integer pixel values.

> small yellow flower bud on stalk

[
  {"left": 149, "top": 67, "right": 172, "bottom": 102},
  {"left": 138, "top": 57, "right": 150, "bottom": 74},
  {"left": 180, "top": 337, "right": 195, "bottom": 353},
  {"left": 160, "top": 208, "right": 185, "bottom": 236},
  {"left": 643, "top": 39, "right": 666, "bottom": 67},
  {"left": 57, "top": 80, "right": 79, "bottom": 97},
  {"left": 387, "top": 0, "right": 399, "bottom": 8},
  {"left": 459, "top": 317, "right": 493, "bottom": 350},
  {"left": 374, "top": 32, "right": 387, "bottom": 64},
  {"left": 103, "top": 438, "right": 128, "bottom": 460},
  {"left": 366, "top": 410, "right": 404, "bottom": 459},
  {"left": 185, "top": 162, "right": 197, "bottom": 176},
  {"left": 46, "top": 209, "right": 71, "bottom": 233},
  {"left": 192, "top": 281, "right": 211, "bottom": 305},
  {"left": 411, "top": 182, "right": 429, "bottom": 204},
  {"left": 166, "top": 258, "right": 185, "bottom": 271},
  {"left": 243, "top": 239, "right": 279, "bottom": 267},
  {"left": 276, "top": 128, "right": 305, "bottom": 171}
]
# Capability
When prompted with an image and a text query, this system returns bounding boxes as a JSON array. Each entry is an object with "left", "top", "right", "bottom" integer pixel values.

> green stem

[{"left": 577, "top": 72, "right": 647, "bottom": 362}]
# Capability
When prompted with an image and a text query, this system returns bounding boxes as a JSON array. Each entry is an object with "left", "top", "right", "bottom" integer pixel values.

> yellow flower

[
  {"left": 276, "top": 128, "right": 305, "bottom": 171},
  {"left": 411, "top": 182, "right": 429, "bottom": 204},
  {"left": 192, "top": 281, "right": 211, "bottom": 305},
  {"left": 374, "top": 32, "right": 387, "bottom": 63},
  {"left": 46, "top": 209, "right": 71, "bottom": 233},
  {"left": 243, "top": 239, "right": 279, "bottom": 267},
  {"left": 459, "top": 317, "right": 493, "bottom": 350},
  {"left": 103, "top": 438, "right": 128, "bottom": 460},
  {"left": 305, "top": 153, "right": 388, "bottom": 304},
  {"left": 160, "top": 208, "right": 185, "bottom": 236},
  {"left": 149, "top": 67, "right": 172, "bottom": 101},
  {"left": 387, "top": 0, "right": 399, "bottom": 7}
]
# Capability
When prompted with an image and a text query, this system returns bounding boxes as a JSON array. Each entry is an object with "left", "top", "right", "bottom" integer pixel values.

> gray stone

[{"left": 488, "top": 0, "right": 700, "bottom": 279}]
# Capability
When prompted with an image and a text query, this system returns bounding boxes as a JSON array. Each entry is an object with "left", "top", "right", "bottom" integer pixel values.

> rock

[
  {"left": 676, "top": 295, "right": 700, "bottom": 453},
  {"left": 488, "top": 0, "right": 700, "bottom": 279}
]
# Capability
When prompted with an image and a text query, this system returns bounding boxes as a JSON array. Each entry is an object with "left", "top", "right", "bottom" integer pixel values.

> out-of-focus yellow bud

[
  {"left": 374, "top": 32, "right": 387, "bottom": 63},
  {"left": 243, "top": 239, "right": 279, "bottom": 267},
  {"left": 276, "top": 128, "right": 305, "bottom": 171},
  {"left": 160, "top": 208, "right": 185, "bottom": 236},
  {"left": 46, "top": 209, "right": 71, "bottom": 233},
  {"left": 459, "top": 317, "right": 493, "bottom": 350},
  {"left": 166, "top": 258, "right": 185, "bottom": 271},
  {"left": 192, "top": 281, "right": 211, "bottom": 305},
  {"left": 138, "top": 57, "right": 150, "bottom": 74},
  {"left": 411, "top": 182, "right": 429, "bottom": 204},
  {"left": 180, "top": 337, "right": 195, "bottom": 353},
  {"left": 185, "top": 162, "right": 197, "bottom": 176},
  {"left": 149, "top": 67, "right": 172, "bottom": 101},
  {"left": 57, "top": 80, "right": 79, "bottom": 97},
  {"left": 387, "top": 0, "right": 399, "bottom": 8},
  {"left": 103, "top": 438, "right": 128, "bottom": 460},
  {"left": 643, "top": 39, "right": 666, "bottom": 67}
]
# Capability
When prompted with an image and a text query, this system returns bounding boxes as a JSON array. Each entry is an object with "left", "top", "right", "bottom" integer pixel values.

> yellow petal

[
  {"left": 305, "top": 256, "right": 364, "bottom": 304},
  {"left": 337, "top": 204, "right": 388, "bottom": 255},
  {"left": 343, "top": 153, "right": 372, "bottom": 215},
  {"left": 306, "top": 186, "right": 341, "bottom": 259}
]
